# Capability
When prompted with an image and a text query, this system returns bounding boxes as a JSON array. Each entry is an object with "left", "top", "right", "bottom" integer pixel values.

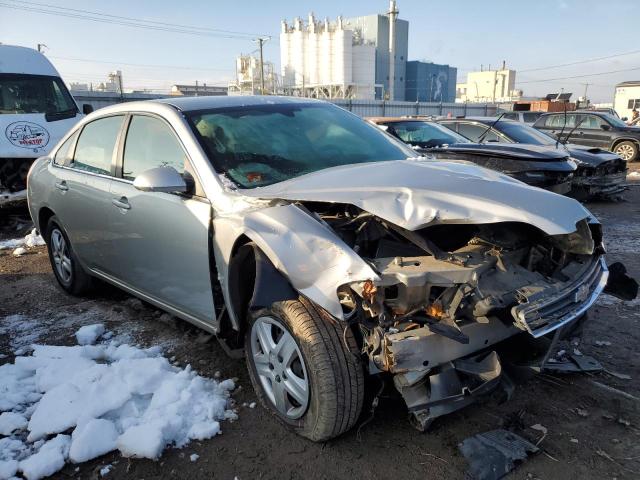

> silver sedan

[{"left": 27, "top": 96, "right": 634, "bottom": 440}]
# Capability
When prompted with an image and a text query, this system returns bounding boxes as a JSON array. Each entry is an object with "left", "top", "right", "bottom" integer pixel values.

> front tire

[
  {"left": 614, "top": 141, "right": 638, "bottom": 162},
  {"left": 245, "top": 297, "right": 364, "bottom": 441},
  {"left": 45, "top": 216, "right": 93, "bottom": 296}
]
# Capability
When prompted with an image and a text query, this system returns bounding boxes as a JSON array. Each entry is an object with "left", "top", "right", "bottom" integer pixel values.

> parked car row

[
  {"left": 368, "top": 115, "right": 627, "bottom": 201},
  {"left": 27, "top": 96, "right": 637, "bottom": 441},
  {"left": 533, "top": 110, "right": 640, "bottom": 162}
]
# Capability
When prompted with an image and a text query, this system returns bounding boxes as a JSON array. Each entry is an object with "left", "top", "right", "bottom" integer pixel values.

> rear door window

[
  {"left": 72, "top": 116, "right": 124, "bottom": 175},
  {"left": 546, "top": 114, "right": 577, "bottom": 129},
  {"left": 122, "top": 115, "right": 186, "bottom": 181}
]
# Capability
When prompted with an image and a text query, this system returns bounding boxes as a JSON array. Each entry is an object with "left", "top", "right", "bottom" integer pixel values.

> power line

[
  {"left": 0, "top": 1, "right": 271, "bottom": 40},
  {"left": 5, "top": 0, "right": 267, "bottom": 37},
  {"left": 516, "top": 66, "right": 640, "bottom": 84},
  {"left": 519, "top": 49, "right": 640, "bottom": 73},
  {"left": 49, "top": 55, "right": 234, "bottom": 73}
]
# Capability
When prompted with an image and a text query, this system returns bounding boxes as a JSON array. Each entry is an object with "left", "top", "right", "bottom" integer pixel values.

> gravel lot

[{"left": 1, "top": 173, "right": 639, "bottom": 480}]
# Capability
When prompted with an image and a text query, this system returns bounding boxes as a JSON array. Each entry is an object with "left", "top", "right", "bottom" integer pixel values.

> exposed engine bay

[{"left": 302, "top": 201, "right": 613, "bottom": 429}]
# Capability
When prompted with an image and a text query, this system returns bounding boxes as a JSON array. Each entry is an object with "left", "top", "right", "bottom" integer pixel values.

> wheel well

[
  {"left": 37, "top": 207, "right": 55, "bottom": 236},
  {"left": 222, "top": 235, "right": 297, "bottom": 340},
  {"left": 612, "top": 138, "right": 639, "bottom": 150}
]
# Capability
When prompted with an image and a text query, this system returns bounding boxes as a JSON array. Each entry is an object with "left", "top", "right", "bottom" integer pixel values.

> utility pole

[
  {"left": 255, "top": 37, "right": 270, "bottom": 95},
  {"left": 582, "top": 82, "right": 590, "bottom": 100}
]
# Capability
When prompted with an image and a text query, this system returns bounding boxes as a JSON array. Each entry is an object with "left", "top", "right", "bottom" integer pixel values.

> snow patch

[
  {"left": 75, "top": 324, "right": 105, "bottom": 346},
  {"left": 0, "top": 326, "right": 237, "bottom": 479},
  {"left": 0, "top": 229, "right": 45, "bottom": 251}
]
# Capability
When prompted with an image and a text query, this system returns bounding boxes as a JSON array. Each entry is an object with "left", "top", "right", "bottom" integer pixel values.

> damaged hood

[
  {"left": 242, "top": 160, "right": 593, "bottom": 235},
  {"left": 433, "top": 143, "right": 570, "bottom": 161},
  {"left": 565, "top": 145, "right": 623, "bottom": 168}
]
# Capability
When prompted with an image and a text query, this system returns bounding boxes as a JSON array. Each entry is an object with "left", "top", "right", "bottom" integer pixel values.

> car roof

[
  {"left": 539, "top": 110, "right": 608, "bottom": 118},
  {"left": 153, "top": 95, "right": 323, "bottom": 112},
  {"left": 440, "top": 116, "right": 520, "bottom": 124},
  {"left": 366, "top": 116, "right": 434, "bottom": 124}
]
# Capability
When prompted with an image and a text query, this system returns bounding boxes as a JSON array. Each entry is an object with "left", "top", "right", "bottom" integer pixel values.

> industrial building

[
  {"left": 405, "top": 61, "right": 457, "bottom": 102},
  {"left": 614, "top": 80, "right": 640, "bottom": 120},
  {"left": 456, "top": 64, "right": 519, "bottom": 103},
  {"left": 228, "top": 55, "right": 278, "bottom": 95},
  {"left": 280, "top": 14, "right": 377, "bottom": 99},
  {"left": 280, "top": 1, "right": 409, "bottom": 100},
  {"left": 170, "top": 84, "right": 227, "bottom": 96}
]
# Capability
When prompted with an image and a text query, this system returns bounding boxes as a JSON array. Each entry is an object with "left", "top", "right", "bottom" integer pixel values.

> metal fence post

[
  {"left": 439, "top": 102, "right": 443, "bottom": 115},
  {"left": 382, "top": 100, "right": 386, "bottom": 117},
  {"left": 415, "top": 100, "right": 419, "bottom": 116}
]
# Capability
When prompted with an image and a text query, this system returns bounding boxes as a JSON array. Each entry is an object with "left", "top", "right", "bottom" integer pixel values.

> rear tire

[
  {"left": 613, "top": 141, "right": 638, "bottom": 162},
  {"left": 245, "top": 297, "right": 364, "bottom": 441},
  {"left": 45, "top": 216, "right": 93, "bottom": 296}
]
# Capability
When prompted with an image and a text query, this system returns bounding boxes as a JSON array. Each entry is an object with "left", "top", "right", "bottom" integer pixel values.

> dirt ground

[{"left": 1, "top": 173, "right": 640, "bottom": 480}]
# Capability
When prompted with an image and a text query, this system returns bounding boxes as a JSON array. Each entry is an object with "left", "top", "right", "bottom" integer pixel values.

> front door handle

[
  {"left": 55, "top": 181, "right": 68, "bottom": 191},
  {"left": 112, "top": 197, "right": 131, "bottom": 210}
]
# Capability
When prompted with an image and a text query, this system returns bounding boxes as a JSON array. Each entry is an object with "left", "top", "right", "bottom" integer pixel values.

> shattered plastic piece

[
  {"left": 12, "top": 247, "right": 27, "bottom": 257},
  {"left": 570, "top": 438, "right": 579, "bottom": 444},
  {"left": 595, "top": 340, "right": 612, "bottom": 347},
  {"left": 190, "top": 454, "right": 199, "bottom": 462},
  {"left": 544, "top": 354, "right": 603, "bottom": 373},
  {"left": 459, "top": 429, "right": 539, "bottom": 480}
]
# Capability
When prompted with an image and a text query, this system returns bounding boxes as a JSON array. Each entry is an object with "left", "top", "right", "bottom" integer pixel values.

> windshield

[
  {"left": 187, "top": 102, "right": 416, "bottom": 188},
  {"left": 601, "top": 113, "right": 628, "bottom": 128},
  {"left": 0, "top": 74, "right": 77, "bottom": 115},
  {"left": 496, "top": 121, "right": 557, "bottom": 146},
  {"left": 383, "top": 121, "right": 469, "bottom": 147}
]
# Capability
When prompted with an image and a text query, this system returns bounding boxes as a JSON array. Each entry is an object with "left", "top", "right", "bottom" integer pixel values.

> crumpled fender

[{"left": 213, "top": 203, "right": 379, "bottom": 328}]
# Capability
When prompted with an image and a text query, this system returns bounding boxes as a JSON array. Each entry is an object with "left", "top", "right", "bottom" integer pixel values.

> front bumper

[{"left": 512, "top": 257, "right": 608, "bottom": 338}]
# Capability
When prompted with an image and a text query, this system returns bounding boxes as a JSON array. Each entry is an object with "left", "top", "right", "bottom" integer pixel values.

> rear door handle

[
  {"left": 112, "top": 197, "right": 131, "bottom": 210},
  {"left": 55, "top": 181, "right": 68, "bottom": 191}
]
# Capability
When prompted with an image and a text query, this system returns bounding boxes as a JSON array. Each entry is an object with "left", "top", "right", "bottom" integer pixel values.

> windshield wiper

[
  {"left": 560, "top": 116, "right": 585, "bottom": 145},
  {"left": 478, "top": 113, "right": 505, "bottom": 143}
]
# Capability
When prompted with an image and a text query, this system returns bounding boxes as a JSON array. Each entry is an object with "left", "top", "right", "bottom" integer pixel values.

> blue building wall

[{"left": 405, "top": 61, "right": 457, "bottom": 102}]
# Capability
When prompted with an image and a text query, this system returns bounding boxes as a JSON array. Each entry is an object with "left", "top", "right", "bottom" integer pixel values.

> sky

[{"left": 1, "top": 0, "right": 639, "bottom": 103}]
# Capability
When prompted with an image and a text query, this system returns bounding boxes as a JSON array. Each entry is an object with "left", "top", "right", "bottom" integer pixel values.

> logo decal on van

[{"left": 5, "top": 122, "right": 50, "bottom": 149}]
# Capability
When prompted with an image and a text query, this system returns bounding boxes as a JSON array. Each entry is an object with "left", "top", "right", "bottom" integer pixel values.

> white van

[{"left": 0, "top": 44, "right": 91, "bottom": 206}]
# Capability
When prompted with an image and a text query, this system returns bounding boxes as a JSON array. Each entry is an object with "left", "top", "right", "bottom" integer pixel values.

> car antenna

[
  {"left": 555, "top": 101, "right": 567, "bottom": 149},
  {"left": 478, "top": 112, "right": 505, "bottom": 143}
]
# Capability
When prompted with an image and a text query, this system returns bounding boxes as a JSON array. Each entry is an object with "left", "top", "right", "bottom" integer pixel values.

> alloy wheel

[
  {"left": 51, "top": 229, "right": 72, "bottom": 283},
  {"left": 250, "top": 316, "right": 309, "bottom": 419},
  {"left": 615, "top": 143, "right": 635, "bottom": 161}
]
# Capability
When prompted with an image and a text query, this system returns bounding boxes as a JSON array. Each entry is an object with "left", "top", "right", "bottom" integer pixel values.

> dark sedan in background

[
  {"left": 533, "top": 111, "right": 640, "bottom": 162},
  {"left": 438, "top": 117, "right": 627, "bottom": 201},
  {"left": 367, "top": 117, "right": 576, "bottom": 194}
]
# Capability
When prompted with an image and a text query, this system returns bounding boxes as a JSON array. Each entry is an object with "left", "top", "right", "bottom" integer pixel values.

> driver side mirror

[
  {"left": 133, "top": 166, "right": 187, "bottom": 193},
  {"left": 600, "top": 124, "right": 611, "bottom": 131},
  {"left": 622, "top": 117, "right": 628, "bottom": 122},
  {"left": 82, "top": 104, "right": 94, "bottom": 115}
]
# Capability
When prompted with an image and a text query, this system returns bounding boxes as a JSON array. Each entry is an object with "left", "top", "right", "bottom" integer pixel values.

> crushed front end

[
  {"left": 569, "top": 151, "right": 628, "bottom": 201},
  {"left": 306, "top": 202, "right": 613, "bottom": 430}
]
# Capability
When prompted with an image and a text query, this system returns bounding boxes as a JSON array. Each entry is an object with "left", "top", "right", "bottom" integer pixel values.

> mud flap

[
  {"left": 394, "top": 351, "right": 502, "bottom": 431},
  {"left": 604, "top": 262, "right": 638, "bottom": 301}
]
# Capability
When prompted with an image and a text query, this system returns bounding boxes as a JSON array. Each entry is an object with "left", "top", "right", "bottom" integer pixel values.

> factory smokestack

[{"left": 388, "top": 0, "right": 398, "bottom": 101}]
